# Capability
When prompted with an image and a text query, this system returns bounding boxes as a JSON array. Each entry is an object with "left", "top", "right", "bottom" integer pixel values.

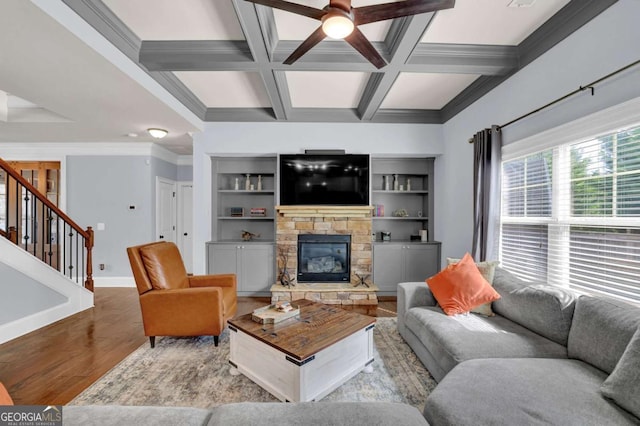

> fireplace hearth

[{"left": 297, "top": 234, "right": 350, "bottom": 282}]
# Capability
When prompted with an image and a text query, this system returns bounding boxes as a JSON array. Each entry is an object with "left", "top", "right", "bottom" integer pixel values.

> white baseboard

[
  {"left": 93, "top": 276, "right": 136, "bottom": 288},
  {"left": 0, "top": 296, "right": 93, "bottom": 345}
]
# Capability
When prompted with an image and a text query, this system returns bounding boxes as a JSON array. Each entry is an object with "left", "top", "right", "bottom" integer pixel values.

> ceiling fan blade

[
  {"left": 283, "top": 26, "right": 327, "bottom": 65},
  {"left": 344, "top": 27, "right": 387, "bottom": 69},
  {"left": 244, "top": 0, "right": 325, "bottom": 20},
  {"left": 354, "top": 0, "right": 454, "bottom": 25}
]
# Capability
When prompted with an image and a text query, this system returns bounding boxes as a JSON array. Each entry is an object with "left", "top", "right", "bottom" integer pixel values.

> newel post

[{"left": 85, "top": 226, "right": 94, "bottom": 292}]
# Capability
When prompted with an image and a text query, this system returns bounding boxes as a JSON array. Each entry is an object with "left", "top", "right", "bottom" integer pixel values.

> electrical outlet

[{"left": 99, "top": 263, "right": 105, "bottom": 270}]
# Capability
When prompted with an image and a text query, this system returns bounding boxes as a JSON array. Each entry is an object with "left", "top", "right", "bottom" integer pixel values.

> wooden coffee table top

[{"left": 228, "top": 299, "right": 376, "bottom": 361}]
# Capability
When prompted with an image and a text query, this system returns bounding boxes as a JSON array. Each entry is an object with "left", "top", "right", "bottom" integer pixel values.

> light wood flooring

[{"left": 0, "top": 288, "right": 396, "bottom": 405}]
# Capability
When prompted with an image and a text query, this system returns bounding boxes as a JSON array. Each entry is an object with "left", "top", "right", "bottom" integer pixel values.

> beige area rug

[{"left": 70, "top": 318, "right": 436, "bottom": 410}]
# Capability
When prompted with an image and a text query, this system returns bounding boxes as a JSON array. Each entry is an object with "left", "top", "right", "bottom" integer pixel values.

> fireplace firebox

[{"left": 297, "top": 234, "right": 351, "bottom": 282}]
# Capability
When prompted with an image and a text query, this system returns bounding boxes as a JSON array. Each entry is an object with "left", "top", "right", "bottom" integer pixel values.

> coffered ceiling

[
  {"left": 0, "top": 0, "right": 617, "bottom": 154},
  {"left": 65, "top": 0, "right": 614, "bottom": 124}
]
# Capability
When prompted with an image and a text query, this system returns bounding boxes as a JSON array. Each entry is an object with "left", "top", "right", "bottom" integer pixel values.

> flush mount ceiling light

[{"left": 147, "top": 128, "right": 168, "bottom": 139}]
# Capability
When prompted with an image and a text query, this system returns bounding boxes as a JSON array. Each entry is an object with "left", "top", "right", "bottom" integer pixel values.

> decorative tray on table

[{"left": 251, "top": 302, "right": 300, "bottom": 324}]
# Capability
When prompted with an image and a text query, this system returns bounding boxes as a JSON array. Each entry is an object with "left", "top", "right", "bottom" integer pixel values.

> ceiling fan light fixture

[
  {"left": 147, "top": 128, "right": 168, "bottom": 139},
  {"left": 322, "top": 10, "right": 354, "bottom": 39}
]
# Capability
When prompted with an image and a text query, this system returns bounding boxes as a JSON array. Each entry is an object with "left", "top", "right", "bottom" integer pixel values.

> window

[{"left": 500, "top": 125, "right": 640, "bottom": 303}]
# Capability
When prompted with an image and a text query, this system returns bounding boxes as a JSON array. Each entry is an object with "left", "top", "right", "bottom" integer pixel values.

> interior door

[
  {"left": 177, "top": 182, "right": 193, "bottom": 272},
  {"left": 156, "top": 177, "right": 176, "bottom": 243}
]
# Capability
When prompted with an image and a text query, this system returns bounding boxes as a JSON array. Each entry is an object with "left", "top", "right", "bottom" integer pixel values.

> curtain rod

[{"left": 468, "top": 58, "right": 640, "bottom": 144}]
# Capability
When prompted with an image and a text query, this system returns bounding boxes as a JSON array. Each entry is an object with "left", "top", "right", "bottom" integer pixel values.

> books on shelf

[
  {"left": 230, "top": 207, "right": 244, "bottom": 217},
  {"left": 250, "top": 207, "right": 267, "bottom": 217},
  {"left": 373, "top": 204, "right": 384, "bottom": 217}
]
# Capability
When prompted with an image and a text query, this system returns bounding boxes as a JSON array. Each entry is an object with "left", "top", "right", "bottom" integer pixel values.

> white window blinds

[{"left": 500, "top": 125, "right": 640, "bottom": 303}]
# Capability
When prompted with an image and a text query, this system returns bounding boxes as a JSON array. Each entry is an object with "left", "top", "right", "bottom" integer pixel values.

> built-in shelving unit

[
  {"left": 209, "top": 156, "right": 277, "bottom": 295},
  {"left": 370, "top": 157, "right": 434, "bottom": 242},
  {"left": 211, "top": 156, "right": 277, "bottom": 243}
]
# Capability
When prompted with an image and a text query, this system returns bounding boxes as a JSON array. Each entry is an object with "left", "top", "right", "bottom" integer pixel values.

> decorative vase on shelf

[
  {"left": 407, "top": 178, "right": 411, "bottom": 191},
  {"left": 234, "top": 177, "right": 239, "bottom": 191},
  {"left": 257, "top": 175, "right": 262, "bottom": 191},
  {"left": 393, "top": 174, "right": 399, "bottom": 191},
  {"left": 245, "top": 174, "right": 251, "bottom": 190},
  {"left": 383, "top": 175, "right": 390, "bottom": 191}
]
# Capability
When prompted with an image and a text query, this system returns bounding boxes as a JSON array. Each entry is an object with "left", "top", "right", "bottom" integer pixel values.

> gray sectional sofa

[
  {"left": 398, "top": 267, "right": 640, "bottom": 425},
  {"left": 63, "top": 402, "right": 430, "bottom": 426}
]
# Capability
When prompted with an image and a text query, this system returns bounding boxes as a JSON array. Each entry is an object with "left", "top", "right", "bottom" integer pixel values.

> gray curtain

[{"left": 471, "top": 125, "right": 502, "bottom": 262}]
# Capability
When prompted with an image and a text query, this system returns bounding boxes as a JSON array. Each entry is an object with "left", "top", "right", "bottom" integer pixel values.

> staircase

[{"left": 0, "top": 157, "right": 94, "bottom": 344}]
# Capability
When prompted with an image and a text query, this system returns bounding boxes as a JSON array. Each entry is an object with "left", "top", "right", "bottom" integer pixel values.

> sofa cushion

[
  {"left": 405, "top": 306, "right": 567, "bottom": 377},
  {"left": 63, "top": 406, "right": 212, "bottom": 426},
  {"left": 601, "top": 327, "right": 640, "bottom": 418},
  {"left": 424, "top": 358, "right": 639, "bottom": 426},
  {"left": 426, "top": 253, "right": 500, "bottom": 316},
  {"left": 568, "top": 295, "right": 640, "bottom": 374},
  {"left": 492, "top": 268, "right": 577, "bottom": 346},
  {"left": 140, "top": 242, "right": 189, "bottom": 290},
  {"left": 207, "top": 402, "right": 429, "bottom": 426},
  {"left": 447, "top": 257, "right": 500, "bottom": 316},
  {"left": 0, "top": 382, "right": 13, "bottom": 405}
]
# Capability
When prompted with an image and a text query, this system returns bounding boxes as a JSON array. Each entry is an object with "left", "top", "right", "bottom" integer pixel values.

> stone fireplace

[{"left": 271, "top": 206, "right": 378, "bottom": 305}]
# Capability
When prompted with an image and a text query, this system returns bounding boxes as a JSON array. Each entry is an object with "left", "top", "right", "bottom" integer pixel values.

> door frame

[
  {"left": 177, "top": 181, "right": 193, "bottom": 271},
  {"left": 155, "top": 176, "right": 177, "bottom": 243}
]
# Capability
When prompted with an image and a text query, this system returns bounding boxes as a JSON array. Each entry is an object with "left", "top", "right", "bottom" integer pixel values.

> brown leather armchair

[{"left": 127, "top": 241, "right": 237, "bottom": 348}]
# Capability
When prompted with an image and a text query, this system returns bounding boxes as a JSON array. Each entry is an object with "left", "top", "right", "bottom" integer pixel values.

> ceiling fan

[{"left": 244, "top": 0, "right": 455, "bottom": 69}]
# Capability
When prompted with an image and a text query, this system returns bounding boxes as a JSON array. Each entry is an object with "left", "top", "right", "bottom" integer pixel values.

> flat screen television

[{"left": 279, "top": 154, "right": 370, "bottom": 205}]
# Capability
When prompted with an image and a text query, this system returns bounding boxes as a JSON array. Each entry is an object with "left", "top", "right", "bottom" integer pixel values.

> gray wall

[
  {"left": 0, "top": 262, "right": 67, "bottom": 325},
  {"left": 66, "top": 156, "right": 155, "bottom": 277},
  {"left": 178, "top": 165, "right": 193, "bottom": 181},
  {"left": 437, "top": 0, "right": 640, "bottom": 263}
]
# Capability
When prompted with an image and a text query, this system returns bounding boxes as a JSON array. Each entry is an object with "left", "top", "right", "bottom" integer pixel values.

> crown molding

[
  {"left": 0, "top": 142, "right": 184, "bottom": 164},
  {"left": 150, "top": 72, "right": 207, "bottom": 120},
  {"left": 441, "top": 0, "right": 619, "bottom": 122},
  {"left": 518, "top": 0, "right": 618, "bottom": 69},
  {"left": 61, "top": 0, "right": 140, "bottom": 62},
  {"left": 177, "top": 156, "right": 193, "bottom": 166},
  {"left": 372, "top": 109, "right": 442, "bottom": 124}
]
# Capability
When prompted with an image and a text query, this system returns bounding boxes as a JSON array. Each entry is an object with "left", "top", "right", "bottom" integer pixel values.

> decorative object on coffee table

[
  {"left": 251, "top": 302, "right": 300, "bottom": 324},
  {"left": 241, "top": 230, "right": 260, "bottom": 241}
]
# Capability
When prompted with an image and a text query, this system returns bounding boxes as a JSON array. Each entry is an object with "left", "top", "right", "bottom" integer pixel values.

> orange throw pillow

[
  {"left": 0, "top": 382, "right": 14, "bottom": 405},
  {"left": 426, "top": 252, "right": 501, "bottom": 316}
]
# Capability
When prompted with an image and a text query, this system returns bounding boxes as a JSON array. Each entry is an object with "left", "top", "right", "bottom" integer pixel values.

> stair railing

[{"left": 0, "top": 158, "right": 94, "bottom": 291}]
